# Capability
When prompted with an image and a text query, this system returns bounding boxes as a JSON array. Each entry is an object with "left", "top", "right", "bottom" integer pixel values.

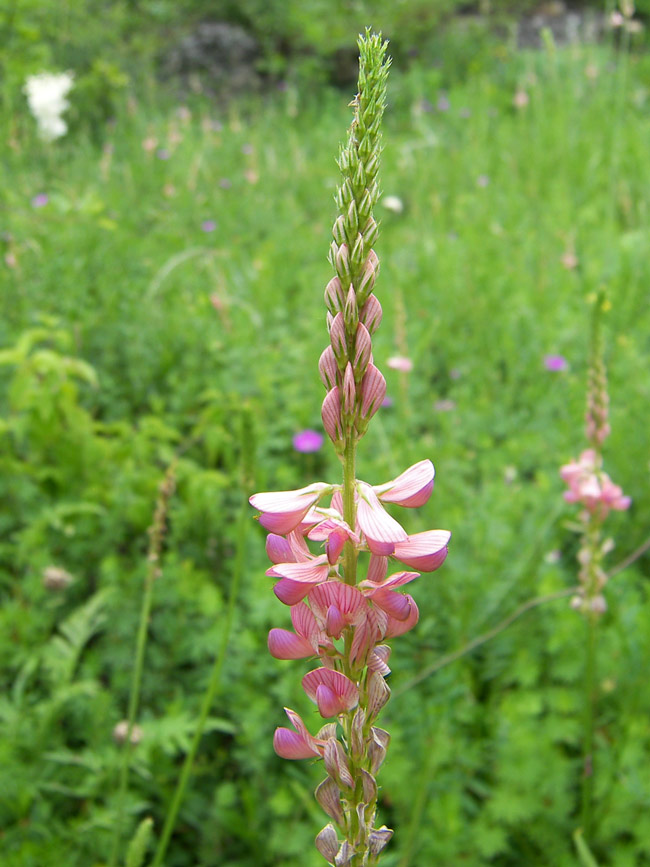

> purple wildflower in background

[
  {"left": 292, "top": 429, "right": 324, "bottom": 453},
  {"left": 477, "top": 174, "right": 490, "bottom": 188},
  {"left": 201, "top": 220, "right": 217, "bottom": 233},
  {"left": 156, "top": 148, "right": 171, "bottom": 160},
  {"left": 381, "top": 396, "right": 394, "bottom": 408},
  {"left": 545, "top": 354, "right": 568, "bottom": 372},
  {"left": 219, "top": 178, "right": 232, "bottom": 189},
  {"left": 437, "top": 94, "right": 450, "bottom": 112},
  {"left": 241, "top": 143, "right": 254, "bottom": 155},
  {"left": 31, "top": 193, "right": 49, "bottom": 208}
]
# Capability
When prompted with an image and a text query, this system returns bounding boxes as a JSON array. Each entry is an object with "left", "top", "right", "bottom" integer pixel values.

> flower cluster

[
  {"left": 23, "top": 72, "right": 74, "bottom": 142},
  {"left": 560, "top": 296, "right": 630, "bottom": 616},
  {"left": 251, "top": 461, "right": 449, "bottom": 862},
  {"left": 250, "top": 33, "right": 450, "bottom": 865}
]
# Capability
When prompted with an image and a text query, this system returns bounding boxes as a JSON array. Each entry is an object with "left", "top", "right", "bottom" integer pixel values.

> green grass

[{"left": 1, "top": 38, "right": 649, "bottom": 866}]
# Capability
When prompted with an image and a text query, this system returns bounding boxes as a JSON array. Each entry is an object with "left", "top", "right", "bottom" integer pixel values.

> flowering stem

[{"left": 581, "top": 612, "right": 598, "bottom": 842}]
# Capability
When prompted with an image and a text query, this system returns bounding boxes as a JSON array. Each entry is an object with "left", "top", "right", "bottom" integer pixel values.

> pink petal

[
  {"left": 356, "top": 482, "right": 408, "bottom": 555},
  {"left": 309, "top": 581, "right": 367, "bottom": 627},
  {"left": 273, "top": 727, "right": 319, "bottom": 759},
  {"left": 267, "top": 556, "right": 330, "bottom": 583},
  {"left": 361, "top": 570, "right": 420, "bottom": 592},
  {"left": 265, "top": 534, "right": 295, "bottom": 564},
  {"left": 250, "top": 483, "right": 331, "bottom": 534},
  {"left": 302, "top": 668, "right": 359, "bottom": 711},
  {"left": 393, "top": 530, "right": 450, "bottom": 572},
  {"left": 274, "top": 578, "right": 313, "bottom": 606},
  {"left": 375, "top": 460, "right": 435, "bottom": 507},
  {"left": 291, "top": 602, "right": 319, "bottom": 645},
  {"left": 367, "top": 554, "right": 388, "bottom": 583},
  {"left": 370, "top": 589, "right": 413, "bottom": 620},
  {"left": 325, "top": 605, "right": 346, "bottom": 639},
  {"left": 368, "top": 644, "right": 391, "bottom": 675},
  {"left": 322, "top": 387, "right": 343, "bottom": 443},
  {"left": 385, "top": 596, "right": 419, "bottom": 637},
  {"left": 316, "top": 683, "right": 346, "bottom": 717},
  {"left": 268, "top": 628, "right": 316, "bottom": 659},
  {"left": 359, "top": 364, "right": 386, "bottom": 422}
]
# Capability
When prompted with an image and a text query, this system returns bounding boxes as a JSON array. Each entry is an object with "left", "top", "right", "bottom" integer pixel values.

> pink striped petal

[
  {"left": 265, "top": 534, "right": 295, "bottom": 564},
  {"left": 370, "top": 589, "right": 413, "bottom": 620},
  {"left": 316, "top": 684, "right": 346, "bottom": 717},
  {"left": 359, "top": 363, "right": 386, "bottom": 422},
  {"left": 325, "top": 605, "right": 346, "bottom": 639},
  {"left": 267, "top": 556, "right": 330, "bottom": 583},
  {"left": 273, "top": 727, "right": 319, "bottom": 759},
  {"left": 302, "top": 668, "right": 359, "bottom": 712},
  {"left": 368, "top": 645, "right": 391, "bottom": 675},
  {"left": 361, "top": 570, "right": 420, "bottom": 592},
  {"left": 268, "top": 628, "right": 316, "bottom": 659},
  {"left": 309, "top": 582, "right": 367, "bottom": 627},
  {"left": 274, "top": 579, "right": 313, "bottom": 606},
  {"left": 356, "top": 482, "right": 408, "bottom": 555},
  {"left": 367, "top": 554, "right": 388, "bottom": 584},
  {"left": 385, "top": 596, "right": 419, "bottom": 637},
  {"left": 291, "top": 602, "right": 319, "bottom": 645},
  {"left": 250, "top": 483, "right": 332, "bottom": 534},
  {"left": 374, "top": 460, "right": 435, "bottom": 508},
  {"left": 393, "top": 529, "right": 450, "bottom": 572}
]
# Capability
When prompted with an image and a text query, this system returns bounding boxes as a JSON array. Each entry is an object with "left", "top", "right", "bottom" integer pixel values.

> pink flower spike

[
  {"left": 250, "top": 483, "right": 332, "bottom": 535},
  {"left": 356, "top": 482, "right": 408, "bottom": 555},
  {"left": 393, "top": 529, "right": 451, "bottom": 572},
  {"left": 387, "top": 355, "right": 413, "bottom": 372},
  {"left": 385, "top": 596, "right": 420, "bottom": 637},
  {"left": 375, "top": 459, "right": 435, "bottom": 507},
  {"left": 369, "top": 588, "right": 413, "bottom": 620},
  {"left": 302, "top": 668, "right": 359, "bottom": 717}
]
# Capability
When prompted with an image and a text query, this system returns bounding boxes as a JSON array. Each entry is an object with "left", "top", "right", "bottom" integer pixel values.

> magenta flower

[
  {"left": 374, "top": 459, "right": 435, "bottom": 508},
  {"left": 31, "top": 193, "right": 49, "bottom": 208},
  {"left": 293, "top": 429, "right": 324, "bottom": 453},
  {"left": 201, "top": 219, "right": 217, "bottom": 233},
  {"left": 302, "top": 668, "right": 359, "bottom": 717},
  {"left": 560, "top": 450, "right": 631, "bottom": 517},
  {"left": 387, "top": 355, "right": 413, "bottom": 372},
  {"left": 545, "top": 354, "right": 568, "bottom": 372},
  {"left": 273, "top": 708, "right": 330, "bottom": 759}
]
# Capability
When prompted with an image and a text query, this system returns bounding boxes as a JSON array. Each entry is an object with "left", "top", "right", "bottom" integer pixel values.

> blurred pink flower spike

[
  {"left": 560, "top": 449, "right": 631, "bottom": 516},
  {"left": 273, "top": 707, "right": 327, "bottom": 759},
  {"left": 356, "top": 482, "right": 408, "bottom": 555},
  {"left": 303, "top": 668, "right": 360, "bottom": 717},
  {"left": 374, "top": 459, "right": 435, "bottom": 507},
  {"left": 250, "top": 482, "right": 334, "bottom": 534},
  {"left": 393, "top": 529, "right": 451, "bottom": 571},
  {"left": 387, "top": 355, "right": 413, "bottom": 372},
  {"left": 268, "top": 602, "right": 320, "bottom": 659}
]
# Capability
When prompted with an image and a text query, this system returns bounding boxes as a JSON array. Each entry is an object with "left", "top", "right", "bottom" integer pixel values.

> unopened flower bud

[
  {"left": 360, "top": 294, "right": 382, "bottom": 334},
  {"left": 332, "top": 215, "right": 346, "bottom": 246},
  {"left": 345, "top": 200, "right": 359, "bottom": 242},
  {"left": 344, "top": 285, "right": 358, "bottom": 332},
  {"left": 343, "top": 363, "right": 356, "bottom": 416},
  {"left": 350, "top": 707, "right": 365, "bottom": 761},
  {"left": 315, "top": 777, "right": 344, "bottom": 825},
  {"left": 315, "top": 824, "right": 339, "bottom": 862},
  {"left": 368, "top": 727, "right": 390, "bottom": 774},
  {"left": 335, "top": 244, "right": 352, "bottom": 285},
  {"left": 365, "top": 152, "right": 379, "bottom": 179},
  {"left": 357, "top": 250, "right": 379, "bottom": 304},
  {"left": 352, "top": 160, "right": 366, "bottom": 192},
  {"left": 319, "top": 346, "right": 339, "bottom": 390},
  {"left": 324, "top": 276, "right": 345, "bottom": 314},
  {"left": 367, "top": 671, "right": 391, "bottom": 717},
  {"left": 350, "top": 232, "right": 365, "bottom": 269},
  {"left": 329, "top": 312, "right": 347, "bottom": 367},
  {"left": 369, "top": 827, "right": 393, "bottom": 856},
  {"left": 113, "top": 720, "right": 143, "bottom": 746},
  {"left": 353, "top": 323, "right": 372, "bottom": 380},
  {"left": 324, "top": 738, "right": 354, "bottom": 789},
  {"left": 322, "top": 387, "right": 344, "bottom": 447},
  {"left": 361, "top": 769, "right": 377, "bottom": 805},
  {"left": 357, "top": 364, "right": 386, "bottom": 433},
  {"left": 362, "top": 217, "right": 379, "bottom": 249},
  {"left": 358, "top": 188, "right": 373, "bottom": 222}
]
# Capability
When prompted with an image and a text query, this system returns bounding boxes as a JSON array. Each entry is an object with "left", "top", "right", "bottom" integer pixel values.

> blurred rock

[{"left": 165, "top": 22, "right": 260, "bottom": 94}]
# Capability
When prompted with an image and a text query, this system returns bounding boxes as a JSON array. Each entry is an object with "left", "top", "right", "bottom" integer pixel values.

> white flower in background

[
  {"left": 24, "top": 71, "right": 74, "bottom": 141},
  {"left": 382, "top": 195, "right": 404, "bottom": 214}
]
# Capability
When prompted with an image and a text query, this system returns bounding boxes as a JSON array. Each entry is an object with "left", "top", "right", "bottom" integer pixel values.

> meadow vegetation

[{"left": 1, "top": 11, "right": 650, "bottom": 867}]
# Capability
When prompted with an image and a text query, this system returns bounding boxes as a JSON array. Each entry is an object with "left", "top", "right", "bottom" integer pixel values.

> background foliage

[{"left": 1, "top": 2, "right": 650, "bottom": 865}]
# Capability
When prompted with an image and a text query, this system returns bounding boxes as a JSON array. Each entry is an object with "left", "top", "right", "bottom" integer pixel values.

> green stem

[
  {"left": 149, "top": 497, "right": 248, "bottom": 867},
  {"left": 581, "top": 613, "right": 598, "bottom": 842},
  {"left": 109, "top": 544, "right": 159, "bottom": 866}
]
